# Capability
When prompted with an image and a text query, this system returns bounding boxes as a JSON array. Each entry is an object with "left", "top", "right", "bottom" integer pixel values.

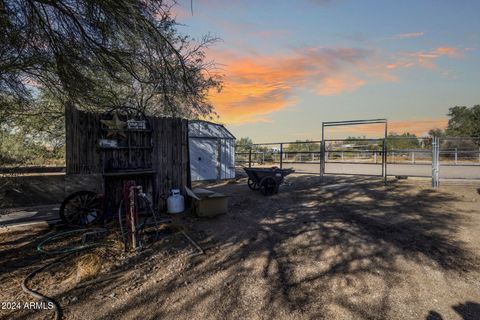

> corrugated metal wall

[{"left": 188, "top": 122, "right": 235, "bottom": 181}]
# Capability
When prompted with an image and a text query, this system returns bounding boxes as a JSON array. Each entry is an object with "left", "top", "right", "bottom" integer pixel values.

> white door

[{"left": 190, "top": 139, "right": 219, "bottom": 181}]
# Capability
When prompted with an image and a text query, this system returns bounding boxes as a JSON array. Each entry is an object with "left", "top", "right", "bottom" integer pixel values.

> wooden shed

[
  {"left": 188, "top": 120, "right": 236, "bottom": 181},
  {"left": 64, "top": 104, "right": 190, "bottom": 214}
]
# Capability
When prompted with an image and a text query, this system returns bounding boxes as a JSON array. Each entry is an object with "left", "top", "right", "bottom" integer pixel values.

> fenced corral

[
  {"left": 235, "top": 135, "right": 480, "bottom": 182},
  {"left": 236, "top": 141, "right": 322, "bottom": 174},
  {"left": 65, "top": 104, "right": 190, "bottom": 212},
  {"left": 439, "top": 137, "right": 480, "bottom": 164},
  {"left": 322, "top": 119, "right": 388, "bottom": 181}
]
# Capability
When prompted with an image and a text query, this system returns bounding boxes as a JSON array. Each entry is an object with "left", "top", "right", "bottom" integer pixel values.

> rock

[
  {"left": 109, "top": 293, "right": 116, "bottom": 298},
  {"left": 71, "top": 296, "right": 78, "bottom": 302}
]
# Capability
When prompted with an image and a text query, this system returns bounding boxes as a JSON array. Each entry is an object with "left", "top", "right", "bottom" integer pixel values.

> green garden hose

[
  {"left": 22, "top": 228, "right": 108, "bottom": 320},
  {"left": 37, "top": 228, "right": 107, "bottom": 254}
]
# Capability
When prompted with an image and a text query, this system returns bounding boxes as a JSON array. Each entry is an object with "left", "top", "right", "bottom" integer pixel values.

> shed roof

[{"left": 188, "top": 120, "right": 236, "bottom": 140}]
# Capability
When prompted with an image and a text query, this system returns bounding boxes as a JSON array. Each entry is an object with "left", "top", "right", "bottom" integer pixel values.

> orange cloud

[
  {"left": 328, "top": 118, "right": 448, "bottom": 137},
  {"left": 317, "top": 74, "right": 365, "bottom": 96},
  {"left": 433, "top": 47, "right": 461, "bottom": 57},
  {"left": 389, "top": 118, "right": 448, "bottom": 135},
  {"left": 207, "top": 45, "right": 462, "bottom": 125},
  {"left": 208, "top": 47, "right": 379, "bottom": 124}
]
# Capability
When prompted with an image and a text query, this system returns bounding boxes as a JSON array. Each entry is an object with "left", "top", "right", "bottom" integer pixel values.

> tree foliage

[
  {"left": 285, "top": 140, "right": 320, "bottom": 152},
  {"left": 445, "top": 105, "right": 480, "bottom": 137},
  {"left": 235, "top": 137, "right": 253, "bottom": 153},
  {"left": 428, "top": 128, "right": 445, "bottom": 138},
  {"left": 386, "top": 132, "right": 421, "bottom": 150},
  {"left": 0, "top": 0, "right": 221, "bottom": 166},
  {"left": 1, "top": 0, "right": 220, "bottom": 118}
]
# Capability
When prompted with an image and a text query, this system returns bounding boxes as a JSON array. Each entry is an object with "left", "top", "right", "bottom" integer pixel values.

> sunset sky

[{"left": 175, "top": 0, "right": 480, "bottom": 142}]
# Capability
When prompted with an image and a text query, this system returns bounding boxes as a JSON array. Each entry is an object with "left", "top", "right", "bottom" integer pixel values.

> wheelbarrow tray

[{"left": 244, "top": 167, "right": 294, "bottom": 183}]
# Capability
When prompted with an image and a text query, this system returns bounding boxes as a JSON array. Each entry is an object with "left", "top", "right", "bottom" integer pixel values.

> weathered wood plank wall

[
  {"left": 65, "top": 104, "right": 190, "bottom": 211},
  {"left": 151, "top": 117, "right": 190, "bottom": 209},
  {"left": 65, "top": 103, "right": 102, "bottom": 174}
]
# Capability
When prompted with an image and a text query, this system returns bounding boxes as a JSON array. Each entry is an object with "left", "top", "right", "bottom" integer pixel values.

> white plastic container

[{"left": 167, "top": 189, "right": 185, "bottom": 214}]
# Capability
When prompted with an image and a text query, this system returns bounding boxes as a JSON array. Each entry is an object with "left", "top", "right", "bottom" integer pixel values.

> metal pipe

[
  {"left": 280, "top": 143, "right": 283, "bottom": 169},
  {"left": 248, "top": 149, "right": 252, "bottom": 168},
  {"left": 384, "top": 121, "right": 388, "bottom": 184},
  {"left": 320, "top": 123, "right": 325, "bottom": 176},
  {"left": 432, "top": 136, "right": 440, "bottom": 188}
]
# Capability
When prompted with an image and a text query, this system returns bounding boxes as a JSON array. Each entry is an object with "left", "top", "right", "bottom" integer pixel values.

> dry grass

[{"left": 1, "top": 176, "right": 480, "bottom": 320}]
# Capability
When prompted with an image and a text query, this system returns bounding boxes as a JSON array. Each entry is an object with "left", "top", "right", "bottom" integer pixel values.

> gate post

[
  {"left": 320, "top": 123, "right": 325, "bottom": 177},
  {"left": 320, "top": 140, "right": 325, "bottom": 176},
  {"left": 280, "top": 143, "right": 283, "bottom": 169},
  {"left": 381, "top": 139, "right": 385, "bottom": 178},
  {"left": 248, "top": 148, "right": 252, "bottom": 168},
  {"left": 383, "top": 122, "right": 388, "bottom": 185},
  {"left": 432, "top": 136, "right": 440, "bottom": 188}
]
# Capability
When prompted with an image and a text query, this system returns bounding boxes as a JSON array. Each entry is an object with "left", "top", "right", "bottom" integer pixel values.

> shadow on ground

[
  {"left": 4, "top": 175, "right": 479, "bottom": 320},
  {"left": 427, "top": 301, "right": 480, "bottom": 320}
]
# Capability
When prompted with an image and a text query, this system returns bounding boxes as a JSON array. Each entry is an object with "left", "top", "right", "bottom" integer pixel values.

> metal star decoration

[{"left": 101, "top": 113, "right": 127, "bottom": 138}]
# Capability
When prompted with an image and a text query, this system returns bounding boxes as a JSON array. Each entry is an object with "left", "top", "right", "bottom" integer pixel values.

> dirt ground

[{"left": 1, "top": 175, "right": 480, "bottom": 320}]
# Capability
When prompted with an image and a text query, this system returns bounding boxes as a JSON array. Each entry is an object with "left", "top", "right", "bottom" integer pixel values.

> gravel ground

[{"left": 1, "top": 175, "right": 480, "bottom": 320}]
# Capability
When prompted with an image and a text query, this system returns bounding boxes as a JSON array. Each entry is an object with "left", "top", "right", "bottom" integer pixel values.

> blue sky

[{"left": 174, "top": 0, "right": 480, "bottom": 141}]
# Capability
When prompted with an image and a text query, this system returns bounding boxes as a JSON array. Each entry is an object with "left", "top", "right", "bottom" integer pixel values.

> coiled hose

[{"left": 22, "top": 228, "right": 107, "bottom": 320}]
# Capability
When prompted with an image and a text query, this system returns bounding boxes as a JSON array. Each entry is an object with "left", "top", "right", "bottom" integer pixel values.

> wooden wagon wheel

[
  {"left": 60, "top": 191, "right": 103, "bottom": 226},
  {"left": 259, "top": 176, "right": 278, "bottom": 196},
  {"left": 247, "top": 178, "right": 260, "bottom": 191}
]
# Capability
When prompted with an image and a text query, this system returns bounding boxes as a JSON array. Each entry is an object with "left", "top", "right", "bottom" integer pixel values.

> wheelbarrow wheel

[
  {"left": 259, "top": 176, "right": 278, "bottom": 196},
  {"left": 248, "top": 178, "right": 260, "bottom": 190}
]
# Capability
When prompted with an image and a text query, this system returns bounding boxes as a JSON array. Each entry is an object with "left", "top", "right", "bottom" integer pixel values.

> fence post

[
  {"left": 374, "top": 152, "right": 377, "bottom": 164},
  {"left": 248, "top": 149, "right": 252, "bottom": 168},
  {"left": 454, "top": 148, "right": 458, "bottom": 165},
  {"left": 320, "top": 141, "right": 325, "bottom": 176},
  {"left": 381, "top": 140, "right": 385, "bottom": 178},
  {"left": 411, "top": 151, "right": 415, "bottom": 164},
  {"left": 432, "top": 136, "right": 440, "bottom": 188},
  {"left": 280, "top": 143, "right": 283, "bottom": 169}
]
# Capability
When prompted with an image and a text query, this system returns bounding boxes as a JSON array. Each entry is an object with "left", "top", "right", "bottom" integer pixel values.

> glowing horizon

[{"left": 175, "top": 0, "right": 479, "bottom": 141}]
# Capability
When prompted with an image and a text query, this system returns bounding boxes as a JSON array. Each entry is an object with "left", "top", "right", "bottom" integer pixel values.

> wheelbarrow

[{"left": 244, "top": 167, "right": 294, "bottom": 196}]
